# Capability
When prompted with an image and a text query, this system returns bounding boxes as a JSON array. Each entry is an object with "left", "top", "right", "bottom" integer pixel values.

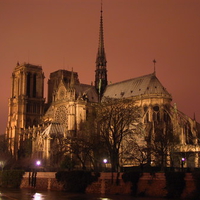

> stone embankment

[
  {"left": 20, "top": 172, "right": 63, "bottom": 190},
  {"left": 20, "top": 172, "right": 196, "bottom": 198}
]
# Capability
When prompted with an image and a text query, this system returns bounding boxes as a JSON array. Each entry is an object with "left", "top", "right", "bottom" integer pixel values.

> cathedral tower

[
  {"left": 6, "top": 63, "right": 45, "bottom": 157},
  {"left": 47, "top": 69, "right": 79, "bottom": 106},
  {"left": 95, "top": 4, "right": 108, "bottom": 100}
]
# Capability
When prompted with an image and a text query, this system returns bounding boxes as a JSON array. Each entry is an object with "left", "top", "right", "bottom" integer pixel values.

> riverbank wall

[
  {"left": 20, "top": 172, "right": 196, "bottom": 198},
  {"left": 20, "top": 172, "right": 63, "bottom": 190}
]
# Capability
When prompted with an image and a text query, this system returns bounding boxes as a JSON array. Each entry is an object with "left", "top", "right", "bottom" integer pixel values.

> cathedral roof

[
  {"left": 74, "top": 84, "right": 98, "bottom": 102},
  {"left": 41, "top": 122, "right": 65, "bottom": 138},
  {"left": 103, "top": 73, "right": 172, "bottom": 100}
]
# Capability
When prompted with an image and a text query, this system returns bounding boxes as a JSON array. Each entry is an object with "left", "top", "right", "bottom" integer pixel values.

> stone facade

[{"left": 6, "top": 63, "right": 45, "bottom": 158}]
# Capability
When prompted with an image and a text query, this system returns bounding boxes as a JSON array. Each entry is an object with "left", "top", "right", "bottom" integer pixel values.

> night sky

[{"left": 0, "top": 0, "right": 200, "bottom": 133}]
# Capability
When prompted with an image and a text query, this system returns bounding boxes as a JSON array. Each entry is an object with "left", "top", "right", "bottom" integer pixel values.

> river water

[{"left": 0, "top": 189, "right": 180, "bottom": 200}]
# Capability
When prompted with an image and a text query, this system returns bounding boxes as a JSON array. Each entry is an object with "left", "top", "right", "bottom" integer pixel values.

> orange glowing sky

[{"left": 0, "top": 0, "right": 200, "bottom": 133}]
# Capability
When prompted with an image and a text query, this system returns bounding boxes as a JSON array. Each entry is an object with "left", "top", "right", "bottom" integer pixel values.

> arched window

[
  {"left": 33, "top": 73, "right": 37, "bottom": 97},
  {"left": 164, "top": 111, "right": 171, "bottom": 123},
  {"left": 153, "top": 105, "right": 159, "bottom": 112},
  {"left": 33, "top": 118, "right": 38, "bottom": 126},
  {"left": 33, "top": 103, "right": 37, "bottom": 113},
  {"left": 143, "top": 106, "right": 149, "bottom": 123},
  {"left": 26, "top": 73, "right": 31, "bottom": 97},
  {"left": 26, "top": 103, "right": 32, "bottom": 113},
  {"left": 26, "top": 118, "right": 32, "bottom": 128},
  {"left": 153, "top": 105, "right": 160, "bottom": 122}
]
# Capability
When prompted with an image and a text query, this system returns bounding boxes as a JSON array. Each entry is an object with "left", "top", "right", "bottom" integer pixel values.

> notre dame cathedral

[{"left": 6, "top": 7, "right": 200, "bottom": 169}]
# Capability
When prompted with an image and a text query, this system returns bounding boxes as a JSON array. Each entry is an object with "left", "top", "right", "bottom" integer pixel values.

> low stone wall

[
  {"left": 20, "top": 172, "right": 63, "bottom": 190},
  {"left": 20, "top": 172, "right": 197, "bottom": 198},
  {"left": 137, "top": 173, "right": 167, "bottom": 197},
  {"left": 86, "top": 172, "right": 132, "bottom": 194},
  {"left": 86, "top": 172, "right": 196, "bottom": 198},
  {"left": 182, "top": 173, "right": 196, "bottom": 199}
]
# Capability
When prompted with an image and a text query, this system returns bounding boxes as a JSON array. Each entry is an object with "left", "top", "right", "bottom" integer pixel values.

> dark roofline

[{"left": 50, "top": 69, "right": 78, "bottom": 75}]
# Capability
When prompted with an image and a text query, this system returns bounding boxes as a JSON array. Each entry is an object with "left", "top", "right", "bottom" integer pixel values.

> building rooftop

[{"left": 103, "top": 73, "right": 172, "bottom": 100}]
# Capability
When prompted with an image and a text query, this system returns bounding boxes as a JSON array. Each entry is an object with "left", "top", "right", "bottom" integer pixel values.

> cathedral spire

[
  {"left": 95, "top": 1, "right": 108, "bottom": 101},
  {"left": 97, "top": 1, "right": 106, "bottom": 63}
]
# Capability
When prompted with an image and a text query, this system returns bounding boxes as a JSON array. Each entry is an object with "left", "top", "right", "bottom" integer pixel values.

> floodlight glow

[
  {"left": 182, "top": 158, "right": 186, "bottom": 162},
  {"left": 36, "top": 160, "right": 41, "bottom": 166},
  {"left": 103, "top": 159, "right": 107, "bottom": 164}
]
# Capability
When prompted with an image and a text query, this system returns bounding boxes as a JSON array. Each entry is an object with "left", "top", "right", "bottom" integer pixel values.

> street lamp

[
  {"left": 103, "top": 159, "right": 107, "bottom": 172},
  {"left": 182, "top": 158, "right": 186, "bottom": 162},
  {"left": 181, "top": 157, "right": 186, "bottom": 171},
  {"left": 31, "top": 160, "right": 41, "bottom": 188},
  {"left": 36, "top": 160, "right": 41, "bottom": 167},
  {"left": 103, "top": 159, "right": 107, "bottom": 164}
]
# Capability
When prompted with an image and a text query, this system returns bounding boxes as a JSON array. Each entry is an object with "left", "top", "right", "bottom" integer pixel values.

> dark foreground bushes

[
  {"left": 56, "top": 171, "right": 99, "bottom": 193},
  {"left": 191, "top": 171, "right": 200, "bottom": 199},
  {"left": 122, "top": 171, "right": 141, "bottom": 196},
  {"left": 0, "top": 170, "right": 25, "bottom": 188},
  {"left": 165, "top": 171, "right": 185, "bottom": 198}
]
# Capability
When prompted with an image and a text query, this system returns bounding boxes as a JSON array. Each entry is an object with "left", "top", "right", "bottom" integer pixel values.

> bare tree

[
  {"left": 148, "top": 121, "right": 179, "bottom": 169},
  {"left": 122, "top": 135, "right": 149, "bottom": 169},
  {"left": 49, "top": 132, "right": 67, "bottom": 169},
  {"left": 95, "top": 97, "right": 141, "bottom": 172},
  {"left": 65, "top": 134, "right": 93, "bottom": 170},
  {"left": 0, "top": 135, "right": 12, "bottom": 170},
  {"left": 65, "top": 108, "right": 104, "bottom": 171}
]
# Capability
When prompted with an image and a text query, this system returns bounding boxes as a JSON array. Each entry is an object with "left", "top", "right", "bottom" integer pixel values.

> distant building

[{"left": 6, "top": 6, "right": 200, "bottom": 169}]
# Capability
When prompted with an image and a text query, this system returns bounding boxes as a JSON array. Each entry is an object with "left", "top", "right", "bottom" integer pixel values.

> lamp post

[
  {"left": 103, "top": 159, "right": 107, "bottom": 171},
  {"left": 36, "top": 160, "right": 41, "bottom": 167},
  {"left": 181, "top": 158, "right": 186, "bottom": 171},
  {"left": 32, "top": 160, "right": 41, "bottom": 188}
]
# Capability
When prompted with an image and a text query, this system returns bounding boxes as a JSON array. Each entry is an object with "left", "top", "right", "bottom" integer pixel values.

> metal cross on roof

[{"left": 153, "top": 59, "right": 156, "bottom": 74}]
